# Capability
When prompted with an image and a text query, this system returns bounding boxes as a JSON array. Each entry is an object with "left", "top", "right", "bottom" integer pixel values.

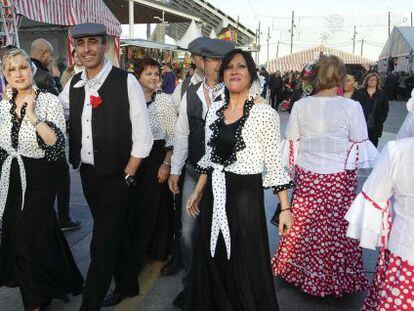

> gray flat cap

[
  {"left": 70, "top": 23, "right": 107, "bottom": 39},
  {"left": 188, "top": 37, "right": 210, "bottom": 55},
  {"left": 200, "top": 39, "right": 235, "bottom": 59}
]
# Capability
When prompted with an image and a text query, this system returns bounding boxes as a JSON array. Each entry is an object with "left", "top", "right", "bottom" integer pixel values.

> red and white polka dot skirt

[
  {"left": 363, "top": 250, "right": 414, "bottom": 311},
  {"left": 271, "top": 166, "right": 369, "bottom": 297}
]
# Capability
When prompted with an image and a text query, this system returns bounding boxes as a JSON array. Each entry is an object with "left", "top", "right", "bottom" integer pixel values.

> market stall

[
  {"left": 4, "top": 0, "right": 122, "bottom": 67},
  {"left": 378, "top": 26, "right": 414, "bottom": 73}
]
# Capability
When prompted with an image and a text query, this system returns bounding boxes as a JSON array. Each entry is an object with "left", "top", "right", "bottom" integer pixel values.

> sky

[{"left": 121, "top": 0, "right": 414, "bottom": 65}]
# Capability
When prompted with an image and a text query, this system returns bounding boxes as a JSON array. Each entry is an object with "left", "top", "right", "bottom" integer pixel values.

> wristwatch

[{"left": 124, "top": 173, "right": 136, "bottom": 187}]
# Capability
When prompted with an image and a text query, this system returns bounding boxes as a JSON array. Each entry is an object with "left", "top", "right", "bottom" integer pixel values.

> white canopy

[
  {"left": 178, "top": 20, "right": 202, "bottom": 49},
  {"left": 379, "top": 26, "right": 414, "bottom": 60}
]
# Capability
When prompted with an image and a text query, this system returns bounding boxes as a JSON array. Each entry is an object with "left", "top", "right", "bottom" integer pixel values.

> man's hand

[{"left": 168, "top": 174, "right": 180, "bottom": 194}]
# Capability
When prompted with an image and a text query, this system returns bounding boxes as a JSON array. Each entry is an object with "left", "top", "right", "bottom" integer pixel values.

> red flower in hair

[{"left": 90, "top": 95, "right": 102, "bottom": 109}]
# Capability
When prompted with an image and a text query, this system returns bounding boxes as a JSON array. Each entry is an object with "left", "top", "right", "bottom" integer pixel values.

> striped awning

[
  {"left": 12, "top": 0, "right": 122, "bottom": 36},
  {"left": 267, "top": 46, "right": 375, "bottom": 73}
]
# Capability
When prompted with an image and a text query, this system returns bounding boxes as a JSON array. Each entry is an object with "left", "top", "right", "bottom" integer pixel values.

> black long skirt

[
  {"left": 124, "top": 140, "right": 173, "bottom": 268},
  {"left": 184, "top": 172, "right": 279, "bottom": 311},
  {"left": 0, "top": 158, "right": 84, "bottom": 309}
]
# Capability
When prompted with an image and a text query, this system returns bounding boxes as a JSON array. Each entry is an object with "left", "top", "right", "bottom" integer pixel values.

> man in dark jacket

[
  {"left": 30, "top": 38, "right": 80, "bottom": 231},
  {"left": 268, "top": 70, "right": 283, "bottom": 110},
  {"left": 30, "top": 38, "right": 62, "bottom": 95}
]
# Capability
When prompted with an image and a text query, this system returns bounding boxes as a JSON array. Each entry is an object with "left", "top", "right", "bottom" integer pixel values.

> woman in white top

[
  {"left": 272, "top": 55, "right": 379, "bottom": 297},
  {"left": 0, "top": 49, "right": 83, "bottom": 310},
  {"left": 396, "top": 88, "right": 414, "bottom": 140},
  {"left": 185, "top": 49, "right": 293, "bottom": 310},
  {"left": 345, "top": 137, "right": 414, "bottom": 310}
]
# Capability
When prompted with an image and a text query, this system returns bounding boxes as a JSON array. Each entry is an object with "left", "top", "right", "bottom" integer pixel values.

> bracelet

[
  {"left": 30, "top": 118, "right": 42, "bottom": 128},
  {"left": 163, "top": 161, "right": 171, "bottom": 166},
  {"left": 280, "top": 208, "right": 292, "bottom": 213}
]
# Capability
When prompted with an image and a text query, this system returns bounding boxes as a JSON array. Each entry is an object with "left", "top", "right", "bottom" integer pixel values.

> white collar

[{"left": 73, "top": 59, "right": 112, "bottom": 90}]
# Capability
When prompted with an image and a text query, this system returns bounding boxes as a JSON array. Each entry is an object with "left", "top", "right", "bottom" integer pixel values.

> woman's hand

[
  {"left": 157, "top": 163, "right": 170, "bottom": 183},
  {"left": 279, "top": 209, "right": 293, "bottom": 236},
  {"left": 186, "top": 190, "right": 203, "bottom": 217}
]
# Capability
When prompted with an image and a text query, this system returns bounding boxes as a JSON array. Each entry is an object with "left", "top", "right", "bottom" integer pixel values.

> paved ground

[{"left": 0, "top": 100, "right": 408, "bottom": 310}]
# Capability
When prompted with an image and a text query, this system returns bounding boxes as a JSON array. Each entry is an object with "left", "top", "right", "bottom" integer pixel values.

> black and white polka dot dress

[
  {"left": 185, "top": 97, "right": 292, "bottom": 311},
  {"left": 0, "top": 86, "right": 83, "bottom": 309}
]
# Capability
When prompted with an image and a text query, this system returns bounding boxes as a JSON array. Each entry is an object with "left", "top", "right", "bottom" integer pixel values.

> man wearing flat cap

[
  {"left": 169, "top": 38, "right": 234, "bottom": 307},
  {"left": 161, "top": 36, "right": 209, "bottom": 277},
  {"left": 59, "top": 22, "right": 153, "bottom": 310}
]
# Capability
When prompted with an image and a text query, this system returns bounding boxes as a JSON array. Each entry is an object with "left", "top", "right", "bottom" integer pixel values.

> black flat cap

[
  {"left": 200, "top": 39, "right": 235, "bottom": 59},
  {"left": 70, "top": 23, "right": 107, "bottom": 39},
  {"left": 188, "top": 37, "right": 210, "bottom": 55}
]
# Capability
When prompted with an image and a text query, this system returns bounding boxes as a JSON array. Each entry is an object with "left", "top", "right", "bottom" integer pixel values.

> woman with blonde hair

[
  {"left": 272, "top": 55, "right": 378, "bottom": 297},
  {"left": 0, "top": 48, "right": 83, "bottom": 310},
  {"left": 353, "top": 72, "right": 389, "bottom": 146}
]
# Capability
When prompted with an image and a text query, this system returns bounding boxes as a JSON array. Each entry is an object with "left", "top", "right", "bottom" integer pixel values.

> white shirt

[
  {"left": 59, "top": 59, "right": 153, "bottom": 165},
  {"left": 170, "top": 81, "right": 223, "bottom": 175},
  {"left": 345, "top": 138, "right": 414, "bottom": 262},
  {"left": 147, "top": 92, "right": 177, "bottom": 147},
  {"left": 396, "top": 94, "right": 414, "bottom": 140},
  {"left": 171, "top": 70, "right": 204, "bottom": 113},
  {"left": 282, "top": 96, "right": 378, "bottom": 174}
]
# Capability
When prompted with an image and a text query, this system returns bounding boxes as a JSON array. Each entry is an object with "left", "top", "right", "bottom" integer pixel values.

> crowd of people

[{"left": 0, "top": 21, "right": 412, "bottom": 311}]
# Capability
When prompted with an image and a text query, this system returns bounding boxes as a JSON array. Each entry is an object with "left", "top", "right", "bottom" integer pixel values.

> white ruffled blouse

[
  {"left": 281, "top": 96, "right": 379, "bottom": 174},
  {"left": 197, "top": 97, "right": 293, "bottom": 259},
  {"left": 345, "top": 138, "right": 414, "bottom": 262},
  {"left": 147, "top": 91, "right": 176, "bottom": 148}
]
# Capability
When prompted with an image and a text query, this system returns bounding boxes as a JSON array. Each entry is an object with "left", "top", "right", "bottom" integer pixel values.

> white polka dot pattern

[
  {"left": 363, "top": 250, "right": 414, "bottom": 310},
  {"left": 147, "top": 92, "right": 177, "bottom": 148}
]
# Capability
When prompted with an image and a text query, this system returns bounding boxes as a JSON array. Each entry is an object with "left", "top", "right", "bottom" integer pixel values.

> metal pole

[
  {"left": 411, "top": 12, "right": 413, "bottom": 26},
  {"left": 276, "top": 40, "right": 280, "bottom": 58},
  {"left": 388, "top": 11, "right": 391, "bottom": 37},
  {"left": 129, "top": 0, "right": 134, "bottom": 39},
  {"left": 146, "top": 24, "right": 151, "bottom": 40},
  {"left": 266, "top": 26, "right": 270, "bottom": 64},
  {"left": 161, "top": 10, "right": 165, "bottom": 44},
  {"left": 361, "top": 39, "right": 364, "bottom": 56},
  {"left": 352, "top": 26, "right": 357, "bottom": 54},
  {"left": 290, "top": 11, "right": 294, "bottom": 54}
]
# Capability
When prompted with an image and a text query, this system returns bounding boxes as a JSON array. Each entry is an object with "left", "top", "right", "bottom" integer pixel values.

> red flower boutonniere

[{"left": 90, "top": 95, "right": 102, "bottom": 109}]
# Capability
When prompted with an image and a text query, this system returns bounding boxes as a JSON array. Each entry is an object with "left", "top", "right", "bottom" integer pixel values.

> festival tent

[
  {"left": 267, "top": 45, "right": 375, "bottom": 73},
  {"left": 5, "top": 0, "right": 122, "bottom": 66},
  {"left": 177, "top": 20, "right": 202, "bottom": 49},
  {"left": 378, "top": 26, "right": 414, "bottom": 73}
]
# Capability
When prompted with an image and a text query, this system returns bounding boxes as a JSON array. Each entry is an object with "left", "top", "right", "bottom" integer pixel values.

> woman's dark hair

[
  {"left": 135, "top": 57, "right": 160, "bottom": 80},
  {"left": 219, "top": 49, "right": 258, "bottom": 86}
]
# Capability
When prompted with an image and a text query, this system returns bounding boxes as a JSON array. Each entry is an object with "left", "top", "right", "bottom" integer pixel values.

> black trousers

[
  {"left": 55, "top": 156, "right": 71, "bottom": 223},
  {"left": 79, "top": 164, "right": 133, "bottom": 311}
]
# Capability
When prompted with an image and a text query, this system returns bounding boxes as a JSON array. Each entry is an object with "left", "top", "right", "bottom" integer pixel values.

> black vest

[
  {"left": 186, "top": 82, "right": 205, "bottom": 167},
  {"left": 69, "top": 67, "right": 132, "bottom": 176}
]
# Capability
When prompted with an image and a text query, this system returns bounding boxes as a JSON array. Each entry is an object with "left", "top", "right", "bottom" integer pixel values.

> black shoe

[
  {"left": 172, "top": 290, "right": 186, "bottom": 309},
  {"left": 60, "top": 219, "right": 81, "bottom": 231},
  {"left": 102, "top": 290, "right": 138, "bottom": 307},
  {"left": 160, "top": 257, "right": 184, "bottom": 276}
]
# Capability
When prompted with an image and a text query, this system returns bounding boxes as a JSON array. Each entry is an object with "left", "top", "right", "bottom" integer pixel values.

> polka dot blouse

[
  {"left": 197, "top": 98, "right": 294, "bottom": 193},
  {"left": 0, "top": 86, "right": 66, "bottom": 161},
  {"left": 147, "top": 91, "right": 177, "bottom": 148}
]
